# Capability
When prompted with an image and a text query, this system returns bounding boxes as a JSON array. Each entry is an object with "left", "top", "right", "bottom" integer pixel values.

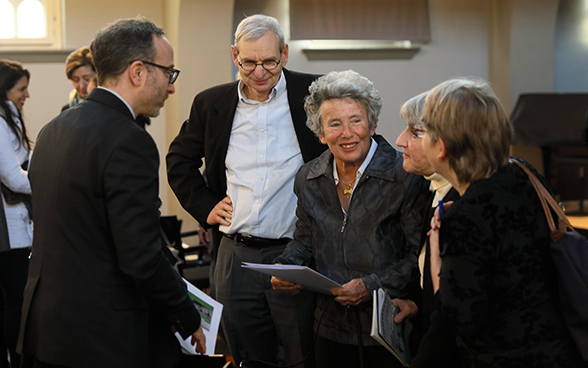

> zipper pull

[{"left": 340, "top": 218, "right": 347, "bottom": 233}]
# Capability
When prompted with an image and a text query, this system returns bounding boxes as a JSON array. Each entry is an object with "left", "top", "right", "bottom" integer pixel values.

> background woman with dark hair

[{"left": 0, "top": 59, "right": 33, "bottom": 368}]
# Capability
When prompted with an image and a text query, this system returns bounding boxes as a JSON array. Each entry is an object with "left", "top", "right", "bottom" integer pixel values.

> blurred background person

[
  {"left": 421, "top": 77, "right": 585, "bottom": 367},
  {"left": 62, "top": 46, "right": 96, "bottom": 111},
  {"left": 272, "top": 70, "right": 429, "bottom": 368},
  {"left": 0, "top": 59, "right": 33, "bottom": 368}
]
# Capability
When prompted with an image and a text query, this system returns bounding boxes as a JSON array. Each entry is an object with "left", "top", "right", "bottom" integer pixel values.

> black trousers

[
  {"left": 314, "top": 335, "right": 405, "bottom": 368},
  {"left": 0, "top": 248, "right": 29, "bottom": 368}
]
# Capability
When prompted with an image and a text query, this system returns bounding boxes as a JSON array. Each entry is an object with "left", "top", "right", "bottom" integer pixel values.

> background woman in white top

[{"left": 0, "top": 59, "right": 33, "bottom": 368}]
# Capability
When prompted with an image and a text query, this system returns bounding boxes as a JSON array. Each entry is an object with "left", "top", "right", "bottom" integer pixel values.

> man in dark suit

[
  {"left": 18, "top": 17, "right": 205, "bottom": 368},
  {"left": 394, "top": 92, "right": 458, "bottom": 367},
  {"left": 167, "top": 14, "right": 325, "bottom": 368}
]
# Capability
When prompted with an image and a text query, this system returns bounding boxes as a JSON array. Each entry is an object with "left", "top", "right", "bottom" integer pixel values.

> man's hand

[
  {"left": 332, "top": 278, "right": 371, "bottom": 306},
  {"left": 197, "top": 226, "right": 209, "bottom": 247},
  {"left": 206, "top": 196, "right": 233, "bottom": 226},
  {"left": 271, "top": 276, "right": 304, "bottom": 295},
  {"left": 190, "top": 325, "right": 206, "bottom": 354},
  {"left": 392, "top": 298, "right": 418, "bottom": 323}
]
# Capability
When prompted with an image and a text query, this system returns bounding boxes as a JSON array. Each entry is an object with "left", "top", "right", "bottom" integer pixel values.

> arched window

[
  {"left": 17, "top": 0, "right": 47, "bottom": 38},
  {"left": 0, "top": 0, "right": 16, "bottom": 39},
  {"left": 0, "top": 0, "right": 62, "bottom": 50}
]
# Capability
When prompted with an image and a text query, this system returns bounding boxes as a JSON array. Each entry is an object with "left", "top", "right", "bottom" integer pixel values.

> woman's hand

[
  {"left": 428, "top": 201, "right": 453, "bottom": 294},
  {"left": 271, "top": 276, "right": 304, "bottom": 295},
  {"left": 392, "top": 298, "right": 418, "bottom": 323},
  {"left": 332, "top": 278, "right": 371, "bottom": 306}
]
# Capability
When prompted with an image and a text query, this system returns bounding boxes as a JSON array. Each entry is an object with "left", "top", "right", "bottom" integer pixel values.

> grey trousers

[{"left": 215, "top": 235, "right": 316, "bottom": 368}]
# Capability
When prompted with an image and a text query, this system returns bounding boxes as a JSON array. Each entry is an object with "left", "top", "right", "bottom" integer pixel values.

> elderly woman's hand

[
  {"left": 271, "top": 276, "right": 304, "bottom": 295},
  {"left": 428, "top": 201, "right": 454, "bottom": 294},
  {"left": 332, "top": 278, "right": 371, "bottom": 306},
  {"left": 392, "top": 298, "right": 418, "bottom": 323}
]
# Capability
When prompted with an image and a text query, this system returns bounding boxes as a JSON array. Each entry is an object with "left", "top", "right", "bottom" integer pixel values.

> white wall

[{"left": 1, "top": 0, "right": 564, "bottom": 224}]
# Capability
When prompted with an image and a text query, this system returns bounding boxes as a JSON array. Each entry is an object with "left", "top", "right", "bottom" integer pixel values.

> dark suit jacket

[
  {"left": 166, "top": 68, "right": 326, "bottom": 249},
  {"left": 18, "top": 88, "right": 201, "bottom": 368}
]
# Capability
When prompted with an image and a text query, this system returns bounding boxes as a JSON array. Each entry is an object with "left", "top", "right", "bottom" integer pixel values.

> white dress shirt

[
  {"left": 0, "top": 100, "right": 32, "bottom": 249},
  {"left": 221, "top": 71, "right": 304, "bottom": 239}
]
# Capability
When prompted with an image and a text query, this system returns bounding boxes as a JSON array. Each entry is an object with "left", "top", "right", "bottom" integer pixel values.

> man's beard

[{"left": 141, "top": 72, "right": 167, "bottom": 118}]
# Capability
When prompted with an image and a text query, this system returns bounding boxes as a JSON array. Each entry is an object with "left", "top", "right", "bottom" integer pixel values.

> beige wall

[{"left": 0, "top": 0, "right": 563, "bottom": 229}]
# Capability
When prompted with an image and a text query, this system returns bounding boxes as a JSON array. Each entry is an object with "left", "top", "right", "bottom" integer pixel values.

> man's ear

[
  {"left": 231, "top": 45, "right": 240, "bottom": 68},
  {"left": 128, "top": 61, "right": 145, "bottom": 87}
]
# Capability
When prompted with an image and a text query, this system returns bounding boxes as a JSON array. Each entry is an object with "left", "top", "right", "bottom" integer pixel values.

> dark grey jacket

[{"left": 276, "top": 135, "right": 430, "bottom": 345}]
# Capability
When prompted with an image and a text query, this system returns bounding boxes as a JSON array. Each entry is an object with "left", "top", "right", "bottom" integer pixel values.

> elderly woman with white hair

[{"left": 272, "top": 70, "right": 429, "bottom": 368}]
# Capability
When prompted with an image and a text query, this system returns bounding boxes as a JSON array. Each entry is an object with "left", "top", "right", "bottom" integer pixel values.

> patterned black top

[{"left": 437, "top": 159, "right": 584, "bottom": 367}]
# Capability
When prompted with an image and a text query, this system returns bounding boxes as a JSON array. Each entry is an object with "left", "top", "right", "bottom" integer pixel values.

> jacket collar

[
  {"left": 306, "top": 134, "right": 398, "bottom": 182},
  {"left": 85, "top": 88, "right": 136, "bottom": 121}
]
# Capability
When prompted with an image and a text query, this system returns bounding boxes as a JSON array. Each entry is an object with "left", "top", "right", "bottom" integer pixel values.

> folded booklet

[{"left": 370, "top": 288, "right": 412, "bottom": 367}]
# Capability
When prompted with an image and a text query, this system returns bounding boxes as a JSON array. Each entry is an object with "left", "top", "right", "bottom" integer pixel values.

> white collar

[
  {"left": 4, "top": 100, "right": 20, "bottom": 117},
  {"left": 97, "top": 87, "right": 136, "bottom": 119},
  {"left": 333, "top": 137, "right": 378, "bottom": 186},
  {"left": 237, "top": 70, "right": 286, "bottom": 105},
  {"left": 424, "top": 172, "right": 453, "bottom": 207}
]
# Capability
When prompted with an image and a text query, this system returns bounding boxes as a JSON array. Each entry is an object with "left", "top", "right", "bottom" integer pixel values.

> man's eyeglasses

[
  {"left": 138, "top": 60, "right": 180, "bottom": 84},
  {"left": 237, "top": 59, "right": 281, "bottom": 72}
]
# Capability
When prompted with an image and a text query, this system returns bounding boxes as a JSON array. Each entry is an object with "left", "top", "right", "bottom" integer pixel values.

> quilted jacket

[{"left": 275, "top": 134, "right": 430, "bottom": 345}]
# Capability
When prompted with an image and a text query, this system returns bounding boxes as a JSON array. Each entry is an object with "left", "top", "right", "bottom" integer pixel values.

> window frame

[{"left": 0, "top": 0, "right": 63, "bottom": 51}]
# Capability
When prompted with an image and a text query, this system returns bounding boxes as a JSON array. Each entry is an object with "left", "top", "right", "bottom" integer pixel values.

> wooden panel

[{"left": 290, "top": 0, "right": 430, "bottom": 41}]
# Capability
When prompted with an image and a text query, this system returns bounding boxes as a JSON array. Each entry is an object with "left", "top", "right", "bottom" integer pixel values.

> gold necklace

[{"left": 339, "top": 176, "right": 356, "bottom": 199}]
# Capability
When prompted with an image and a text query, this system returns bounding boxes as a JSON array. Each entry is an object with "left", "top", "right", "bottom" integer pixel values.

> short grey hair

[
  {"left": 234, "top": 14, "right": 285, "bottom": 53},
  {"left": 400, "top": 91, "right": 428, "bottom": 128},
  {"left": 305, "top": 70, "right": 382, "bottom": 138}
]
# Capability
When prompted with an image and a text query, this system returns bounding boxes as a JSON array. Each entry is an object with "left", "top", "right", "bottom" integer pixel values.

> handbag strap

[{"left": 510, "top": 160, "right": 575, "bottom": 241}]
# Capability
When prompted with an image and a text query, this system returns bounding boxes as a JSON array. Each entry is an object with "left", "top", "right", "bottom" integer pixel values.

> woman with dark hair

[{"left": 0, "top": 59, "right": 32, "bottom": 368}]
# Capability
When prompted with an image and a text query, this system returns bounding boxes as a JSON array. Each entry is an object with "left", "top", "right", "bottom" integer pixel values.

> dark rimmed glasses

[
  {"left": 237, "top": 59, "right": 281, "bottom": 72},
  {"left": 137, "top": 60, "right": 180, "bottom": 84}
]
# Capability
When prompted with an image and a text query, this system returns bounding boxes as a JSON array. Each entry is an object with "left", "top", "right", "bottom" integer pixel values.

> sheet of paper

[
  {"left": 175, "top": 278, "right": 224, "bottom": 356},
  {"left": 241, "top": 262, "right": 342, "bottom": 294}
]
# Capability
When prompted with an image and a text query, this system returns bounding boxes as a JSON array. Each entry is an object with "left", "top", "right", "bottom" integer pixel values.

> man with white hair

[{"left": 167, "top": 14, "right": 325, "bottom": 368}]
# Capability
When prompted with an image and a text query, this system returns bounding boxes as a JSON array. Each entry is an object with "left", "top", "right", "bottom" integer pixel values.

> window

[{"left": 0, "top": 0, "right": 62, "bottom": 50}]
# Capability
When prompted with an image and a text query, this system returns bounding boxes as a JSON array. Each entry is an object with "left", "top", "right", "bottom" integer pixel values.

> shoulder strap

[{"left": 510, "top": 159, "right": 574, "bottom": 241}]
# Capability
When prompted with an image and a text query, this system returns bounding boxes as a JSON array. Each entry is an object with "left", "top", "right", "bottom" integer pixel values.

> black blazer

[
  {"left": 166, "top": 68, "right": 326, "bottom": 249},
  {"left": 18, "top": 88, "right": 200, "bottom": 368}
]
